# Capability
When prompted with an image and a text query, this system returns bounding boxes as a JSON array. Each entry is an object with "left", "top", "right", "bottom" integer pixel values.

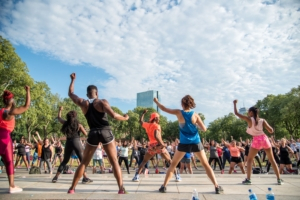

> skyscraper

[
  {"left": 137, "top": 90, "right": 160, "bottom": 112},
  {"left": 239, "top": 107, "right": 247, "bottom": 115}
]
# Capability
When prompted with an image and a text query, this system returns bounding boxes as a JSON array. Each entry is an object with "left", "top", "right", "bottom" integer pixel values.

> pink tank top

[
  {"left": 0, "top": 108, "right": 15, "bottom": 132},
  {"left": 246, "top": 117, "right": 265, "bottom": 136}
]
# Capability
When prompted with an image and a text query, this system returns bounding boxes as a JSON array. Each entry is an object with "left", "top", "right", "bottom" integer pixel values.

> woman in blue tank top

[{"left": 154, "top": 95, "right": 223, "bottom": 194}]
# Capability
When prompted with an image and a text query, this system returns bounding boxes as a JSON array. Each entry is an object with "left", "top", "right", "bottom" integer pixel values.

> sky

[{"left": 0, "top": 0, "right": 299, "bottom": 125}]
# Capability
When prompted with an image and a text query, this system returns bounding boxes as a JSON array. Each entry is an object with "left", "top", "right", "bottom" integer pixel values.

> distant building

[
  {"left": 137, "top": 90, "right": 160, "bottom": 113},
  {"left": 239, "top": 107, "right": 247, "bottom": 115}
]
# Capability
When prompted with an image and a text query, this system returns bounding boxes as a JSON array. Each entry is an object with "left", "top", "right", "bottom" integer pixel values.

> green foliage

[{"left": 1, "top": 36, "right": 299, "bottom": 142}]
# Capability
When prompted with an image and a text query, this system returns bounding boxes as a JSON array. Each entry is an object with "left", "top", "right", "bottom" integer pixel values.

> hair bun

[{"left": 2, "top": 90, "right": 14, "bottom": 100}]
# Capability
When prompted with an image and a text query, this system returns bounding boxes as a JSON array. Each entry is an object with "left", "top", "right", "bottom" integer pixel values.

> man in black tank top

[{"left": 67, "top": 73, "right": 130, "bottom": 194}]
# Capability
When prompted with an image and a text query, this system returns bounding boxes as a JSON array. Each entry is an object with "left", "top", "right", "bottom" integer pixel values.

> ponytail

[{"left": 249, "top": 107, "right": 259, "bottom": 125}]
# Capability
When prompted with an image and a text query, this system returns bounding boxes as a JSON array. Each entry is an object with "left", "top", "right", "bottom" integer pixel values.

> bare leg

[
  {"left": 264, "top": 148, "right": 280, "bottom": 179},
  {"left": 162, "top": 150, "right": 185, "bottom": 187},
  {"left": 246, "top": 147, "right": 259, "bottom": 180},
  {"left": 228, "top": 162, "right": 235, "bottom": 174},
  {"left": 69, "top": 144, "right": 97, "bottom": 190},
  {"left": 137, "top": 153, "right": 154, "bottom": 174},
  {"left": 238, "top": 162, "right": 246, "bottom": 174},
  {"left": 194, "top": 150, "right": 219, "bottom": 188}
]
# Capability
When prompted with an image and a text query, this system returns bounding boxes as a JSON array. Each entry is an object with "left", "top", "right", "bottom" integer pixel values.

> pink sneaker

[
  {"left": 234, "top": 170, "right": 237, "bottom": 173},
  {"left": 67, "top": 189, "right": 75, "bottom": 194},
  {"left": 118, "top": 187, "right": 128, "bottom": 194},
  {"left": 221, "top": 170, "right": 224, "bottom": 174}
]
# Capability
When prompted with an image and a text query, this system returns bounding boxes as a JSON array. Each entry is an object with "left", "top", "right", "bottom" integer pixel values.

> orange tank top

[
  {"left": 142, "top": 122, "right": 161, "bottom": 144},
  {"left": 0, "top": 108, "right": 15, "bottom": 132},
  {"left": 229, "top": 146, "right": 240, "bottom": 157}
]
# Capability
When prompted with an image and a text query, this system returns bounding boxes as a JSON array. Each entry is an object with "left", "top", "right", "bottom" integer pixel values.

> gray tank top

[{"left": 210, "top": 146, "right": 219, "bottom": 158}]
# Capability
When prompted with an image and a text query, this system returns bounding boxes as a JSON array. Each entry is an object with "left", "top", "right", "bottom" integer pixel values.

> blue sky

[{"left": 1, "top": 0, "right": 299, "bottom": 124}]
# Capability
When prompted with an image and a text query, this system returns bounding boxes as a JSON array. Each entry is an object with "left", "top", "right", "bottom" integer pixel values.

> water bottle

[
  {"left": 248, "top": 189, "right": 258, "bottom": 200},
  {"left": 266, "top": 187, "right": 275, "bottom": 200},
  {"left": 192, "top": 189, "right": 199, "bottom": 200}
]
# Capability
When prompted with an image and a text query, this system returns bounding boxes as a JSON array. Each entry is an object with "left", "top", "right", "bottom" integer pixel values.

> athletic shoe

[
  {"left": 215, "top": 186, "right": 224, "bottom": 194},
  {"left": 9, "top": 186, "right": 22, "bottom": 193},
  {"left": 163, "top": 167, "right": 166, "bottom": 170},
  {"left": 67, "top": 189, "right": 75, "bottom": 194},
  {"left": 159, "top": 185, "right": 167, "bottom": 193},
  {"left": 277, "top": 179, "right": 284, "bottom": 185},
  {"left": 82, "top": 178, "right": 93, "bottom": 184},
  {"left": 242, "top": 178, "right": 251, "bottom": 185},
  {"left": 195, "top": 167, "right": 198, "bottom": 170},
  {"left": 132, "top": 174, "right": 139, "bottom": 182},
  {"left": 127, "top": 171, "right": 130, "bottom": 174},
  {"left": 175, "top": 174, "right": 182, "bottom": 182},
  {"left": 118, "top": 187, "right": 128, "bottom": 194},
  {"left": 0, "top": 170, "right": 2, "bottom": 174},
  {"left": 221, "top": 169, "right": 224, "bottom": 174},
  {"left": 233, "top": 170, "right": 237, "bottom": 173},
  {"left": 52, "top": 176, "right": 58, "bottom": 183}
]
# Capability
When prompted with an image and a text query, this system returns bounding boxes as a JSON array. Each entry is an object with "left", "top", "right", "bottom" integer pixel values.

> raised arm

[
  {"left": 32, "top": 135, "right": 38, "bottom": 144},
  {"left": 8, "top": 86, "right": 31, "bottom": 115},
  {"left": 68, "top": 73, "right": 85, "bottom": 108},
  {"left": 57, "top": 106, "right": 66, "bottom": 124},
  {"left": 139, "top": 110, "right": 147, "bottom": 126},
  {"left": 233, "top": 100, "right": 251, "bottom": 126},
  {"left": 222, "top": 139, "right": 230, "bottom": 147},
  {"left": 270, "top": 137, "right": 280, "bottom": 148},
  {"left": 153, "top": 98, "right": 181, "bottom": 116},
  {"left": 35, "top": 131, "right": 42, "bottom": 142},
  {"left": 102, "top": 99, "right": 129, "bottom": 121},
  {"left": 78, "top": 124, "right": 88, "bottom": 136}
]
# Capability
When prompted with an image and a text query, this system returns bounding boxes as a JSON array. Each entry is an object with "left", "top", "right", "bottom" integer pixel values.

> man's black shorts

[
  {"left": 87, "top": 128, "right": 114, "bottom": 146},
  {"left": 177, "top": 143, "right": 204, "bottom": 153}
]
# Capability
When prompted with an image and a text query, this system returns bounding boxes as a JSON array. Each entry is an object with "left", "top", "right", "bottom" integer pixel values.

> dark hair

[
  {"left": 2, "top": 90, "right": 14, "bottom": 105},
  {"left": 181, "top": 95, "right": 196, "bottom": 109},
  {"left": 61, "top": 111, "right": 79, "bottom": 138},
  {"left": 209, "top": 140, "right": 216, "bottom": 147},
  {"left": 248, "top": 106, "right": 259, "bottom": 125},
  {"left": 87, "top": 85, "right": 98, "bottom": 94}
]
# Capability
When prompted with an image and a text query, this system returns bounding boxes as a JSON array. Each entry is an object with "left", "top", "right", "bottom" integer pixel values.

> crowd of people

[{"left": 0, "top": 73, "right": 300, "bottom": 194}]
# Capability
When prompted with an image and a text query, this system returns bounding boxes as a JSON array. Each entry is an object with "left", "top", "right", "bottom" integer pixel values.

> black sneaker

[
  {"left": 159, "top": 185, "right": 166, "bottom": 193},
  {"left": 52, "top": 176, "right": 58, "bottom": 183},
  {"left": 215, "top": 186, "right": 224, "bottom": 194},
  {"left": 82, "top": 178, "right": 93, "bottom": 184}
]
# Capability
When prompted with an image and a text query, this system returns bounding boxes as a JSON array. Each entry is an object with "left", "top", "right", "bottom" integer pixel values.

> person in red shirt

[
  {"left": 0, "top": 87, "right": 30, "bottom": 193},
  {"left": 132, "top": 110, "right": 179, "bottom": 182}
]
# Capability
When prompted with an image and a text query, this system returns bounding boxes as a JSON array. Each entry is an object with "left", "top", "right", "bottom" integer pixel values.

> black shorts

[
  {"left": 177, "top": 143, "right": 204, "bottom": 153},
  {"left": 230, "top": 157, "right": 242, "bottom": 164},
  {"left": 87, "top": 128, "right": 114, "bottom": 146}
]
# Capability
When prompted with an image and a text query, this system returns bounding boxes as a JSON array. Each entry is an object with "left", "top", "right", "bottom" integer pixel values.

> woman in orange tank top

[{"left": 222, "top": 139, "right": 245, "bottom": 174}]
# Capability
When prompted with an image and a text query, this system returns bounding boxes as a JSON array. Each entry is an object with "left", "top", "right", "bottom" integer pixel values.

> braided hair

[
  {"left": 248, "top": 106, "right": 259, "bottom": 125},
  {"left": 61, "top": 111, "right": 79, "bottom": 138}
]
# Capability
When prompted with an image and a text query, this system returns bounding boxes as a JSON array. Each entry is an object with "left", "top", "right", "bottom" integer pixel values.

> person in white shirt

[
  {"left": 118, "top": 140, "right": 131, "bottom": 174},
  {"left": 92, "top": 143, "right": 104, "bottom": 174}
]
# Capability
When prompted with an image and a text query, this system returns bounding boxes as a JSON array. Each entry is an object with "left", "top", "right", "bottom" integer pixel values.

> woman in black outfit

[
  {"left": 14, "top": 137, "right": 30, "bottom": 171},
  {"left": 52, "top": 106, "right": 92, "bottom": 183},
  {"left": 271, "top": 137, "right": 293, "bottom": 174},
  {"left": 52, "top": 141, "right": 63, "bottom": 169},
  {"left": 40, "top": 138, "right": 53, "bottom": 173}
]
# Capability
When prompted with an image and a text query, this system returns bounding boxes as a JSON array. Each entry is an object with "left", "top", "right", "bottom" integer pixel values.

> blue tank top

[{"left": 179, "top": 110, "right": 200, "bottom": 144}]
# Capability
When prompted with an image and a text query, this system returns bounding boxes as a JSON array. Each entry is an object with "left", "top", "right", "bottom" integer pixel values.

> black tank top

[
  {"left": 55, "top": 146, "right": 62, "bottom": 154},
  {"left": 41, "top": 145, "right": 51, "bottom": 160},
  {"left": 280, "top": 146, "right": 289, "bottom": 158},
  {"left": 85, "top": 101, "right": 110, "bottom": 129}
]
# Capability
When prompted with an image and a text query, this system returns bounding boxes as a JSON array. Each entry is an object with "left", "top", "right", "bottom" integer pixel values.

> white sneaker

[
  {"left": 9, "top": 186, "right": 23, "bottom": 193},
  {"left": 132, "top": 174, "right": 140, "bottom": 182},
  {"left": 175, "top": 174, "right": 182, "bottom": 182}
]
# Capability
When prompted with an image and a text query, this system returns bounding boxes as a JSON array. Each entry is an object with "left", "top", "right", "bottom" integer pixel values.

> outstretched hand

[
  {"left": 59, "top": 106, "right": 63, "bottom": 111},
  {"left": 233, "top": 99, "right": 238, "bottom": 104},
  {"left": 153, "top": 98, "right": 159, "bottom": 104},
  {"left": 123, "top": 114, "right": 129, "bottom": 120},
  {"left": 70, "top": 73, "right": 76, "bottom": 80},
  {"left": 143, "top": 109, "right": 148, "bottom": 114}
]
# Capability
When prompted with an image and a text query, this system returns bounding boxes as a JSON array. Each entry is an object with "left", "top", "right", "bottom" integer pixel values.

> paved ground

[{"left": 0, "top": 167, "right": 299, "bottom": 200}]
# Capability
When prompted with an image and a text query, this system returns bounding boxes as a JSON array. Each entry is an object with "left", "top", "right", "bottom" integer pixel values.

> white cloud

[{"left": 0, "top": 0, "right": 299, "bottom": 124}]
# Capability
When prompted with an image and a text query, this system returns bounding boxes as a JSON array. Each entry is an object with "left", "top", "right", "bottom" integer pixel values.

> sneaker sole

[
  {"left": 132, "top": 179, "right": 140, "bottom": 182},
  {"left": 242, "top": 183, "right": 251, "bottom": 185}
]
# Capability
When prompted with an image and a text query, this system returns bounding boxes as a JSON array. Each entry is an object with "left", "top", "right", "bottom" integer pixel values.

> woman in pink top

[
  {"left": 0, "top": 87, "right": 30, "bottom": 193},
  {"left": 222, "top": 139, "right": 245, "bottom": 174},
  {"left": 233, "top": 100, "right": 282, "bottom": 185}
]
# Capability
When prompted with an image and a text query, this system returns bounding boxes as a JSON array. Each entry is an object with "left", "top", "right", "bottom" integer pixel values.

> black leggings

[
  {"left": 57, "top": 138, "right": 84, "bottom": 173},
  {"left": 209, "top": 157, "right": 222, "bottom": 170},
  {"left": 129, "top": 155, "right": 139, "bottom": 167},
  {"left": 119, "top": 156, "right": 129, "bottom": 173}
]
